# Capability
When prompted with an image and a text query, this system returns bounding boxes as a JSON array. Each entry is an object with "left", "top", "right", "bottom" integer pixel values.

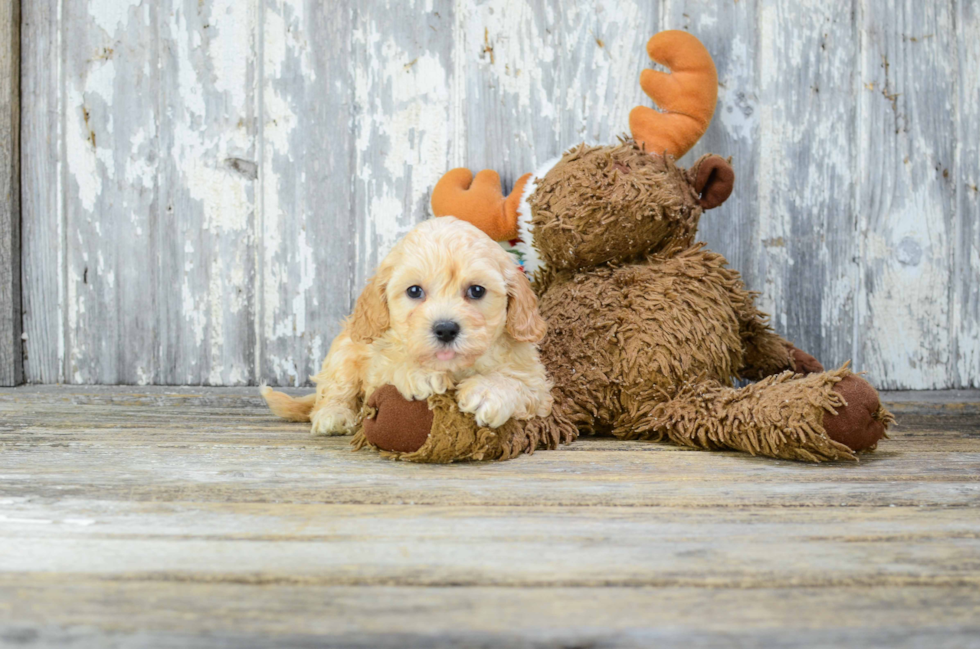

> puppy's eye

[
  {"left": 406, "top": 285, "right": 425, "bottom": 300},
  {"left": 466, "top": 285, "right": 486, "bottom": 300}
]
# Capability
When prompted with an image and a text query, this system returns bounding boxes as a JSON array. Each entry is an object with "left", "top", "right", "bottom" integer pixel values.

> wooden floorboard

[{"left": 1, "top": 386, "right": 979, "bottom": 648}]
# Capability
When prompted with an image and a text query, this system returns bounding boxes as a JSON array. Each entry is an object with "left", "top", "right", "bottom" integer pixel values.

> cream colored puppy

[{"left": 262, "top": 217, "right": 553, "bottom": 435}]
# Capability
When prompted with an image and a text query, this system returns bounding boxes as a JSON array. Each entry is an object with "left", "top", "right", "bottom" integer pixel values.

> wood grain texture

[
  {"left": 3, "top": 581, "right": 978, "bottom": 648},
  {"left": 457, "top": 0, "right": 560, "bottom": 182},
  {"left": 662, "top": 0, "right": 760, "bottom": 297},
  {"left": 0, "top": 0, "right": 20, "bottom": 386},
  {"left": 855, "top": 1, "right": 958, "bottom": 389},
  {"left": 17, "top": 1, "right": 980, "bottom": 389},
  {"left": 953, "top": 1, "right": 980, "bottom": 388},
  {"left": 258, "top": 0, "right": 354, "bottom": 386},
  {"left": 20, "top": 0, "right": 62, "bottom": 384},
  {"left": 59, "top": 1, "right": 156, "bottom": 384},
  {"left": 350, "top": 0, "right": 456, "bottom": 297},
  {"left": 154, "top": 0, "right": 258, "bottom": 386},
  {"left": 0, "top": 385, "right": 979, "bottom": 646},
  {"left": 559, "top": 1, "right": 659, "bottom": 147},
  {"left": 755, "top": 0, "right": 861, "bottom": 373}
]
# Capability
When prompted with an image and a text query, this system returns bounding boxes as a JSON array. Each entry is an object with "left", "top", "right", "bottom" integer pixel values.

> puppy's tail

[{"left": 260, "top": 385, "right": 317, "bottom": 422}]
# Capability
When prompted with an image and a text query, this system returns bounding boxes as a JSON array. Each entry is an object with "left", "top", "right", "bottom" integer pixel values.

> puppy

[{"left": 261, "top": 217, "right": 553, "bottom": 435}]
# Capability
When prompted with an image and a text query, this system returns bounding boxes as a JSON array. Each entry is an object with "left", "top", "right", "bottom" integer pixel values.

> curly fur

[
  {"left": 262, "top": 217, "right": 553, "bottom": 435},
  {"left": 352, "top": 389, "right": 578, "bottom": 464},
  {"left": 526, "top": 141, "right": 891, "bottom": 460},
  {"left": 526, "top": 141, "right": 701, "bottom": 273}
]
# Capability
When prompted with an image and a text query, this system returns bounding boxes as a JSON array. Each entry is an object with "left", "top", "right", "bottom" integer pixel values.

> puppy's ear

[
  {"left": 348, "top": 266, "right": 391, "bottom": 344},
  {"left": 506, "top": 268, "right": 547, "bottom": 343}
]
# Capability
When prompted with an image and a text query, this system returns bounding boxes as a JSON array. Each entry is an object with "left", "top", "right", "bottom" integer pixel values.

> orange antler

[
  {"left": 629, "top": 30, "right": 718, "bottom": 159},
  {"left": 431, "top": 169, "right": 531, "bottom": 242}
]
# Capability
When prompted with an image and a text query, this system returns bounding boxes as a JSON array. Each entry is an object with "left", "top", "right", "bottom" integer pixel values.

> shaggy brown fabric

[
  {"left": 390, "top": 139, "right": 893, "bottom": 464},
  {"left": 534, "top": 244, "right": 800, "bottom": 436},
  {"left": 739, "top": 341, "right": 824, "bottom": 380},
  {"left": 825, "top": 374, "right": 894, "bottom": 451},
  {"left": 362, "top": 385, "right": 434, "bottom": 453},
  {"left": 630, "top": 366, "right": 864, "bottom": 461},
  {"left": 352, "top": 389, "right": 578, "bottom": 464},
  {"left": 527, "top": 141, "right": 701, "bottom": 272},
  {"left": 521, "top": 139, "right": 893, "bottom": 460},
  {"left": 736, "top": 307, "right": 796, "bottom": 380}
]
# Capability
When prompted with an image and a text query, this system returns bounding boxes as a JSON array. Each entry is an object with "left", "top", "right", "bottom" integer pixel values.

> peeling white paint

[
  {"left": 352, "top": 11, "right": 452, "bottom": 287},
  {"left": 461, "top": 0, "right": 556, "bottom": 117},
  {"left": 65, "top": 57, "right": 117, "bottom": 213},
  {"left": 184, "top": 156, "right": 251, "bottom": 234},
  {"left": 716, "top": 34, "right": 758, "bottom": 142},
  {"left": 66, "top": 99, "right": 102, "bottom": 213},
  {"left": 165, "top": 0, "right": 255, "bottom": 385},
  {"left": 182, "top": 279, "right": 207, "bottom": 348},
  {"left": 23, "top": 0, "right": 980, "bottom": 389},
  {"left": 562, "top": 0, "right": 648, "bottom": 143},
  {"left": 208, "top": 0, "right": 251, "bottom": 111},
  {"left": 89, "top": 0, "right": 142, "bottom": 36},
  {"left": 171, "top": 7, "right": 206, "bottom": 119},
  {"left": 125, "top": 127, "right": 155, "bottom": 190}
]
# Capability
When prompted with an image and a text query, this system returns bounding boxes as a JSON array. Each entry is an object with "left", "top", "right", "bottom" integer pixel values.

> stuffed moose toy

[{"left": 351, "top": 30, "right": 893, "bottom": 463}]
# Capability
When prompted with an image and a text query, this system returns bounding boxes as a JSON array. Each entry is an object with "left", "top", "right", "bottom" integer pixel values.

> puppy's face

[
  {"left": 349, "top": 217, "right": 546, "bottom": 371},
  {"left": 386, "top": 221, "right": 512, "bottom": 371}
]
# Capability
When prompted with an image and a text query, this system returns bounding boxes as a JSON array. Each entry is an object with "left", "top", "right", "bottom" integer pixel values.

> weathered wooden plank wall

[
  {"left": 0, "top": 0, "right": 20, "bottom": 386},
  {"left": 18, "top": 0, "right": 980, "bottom": 389}
]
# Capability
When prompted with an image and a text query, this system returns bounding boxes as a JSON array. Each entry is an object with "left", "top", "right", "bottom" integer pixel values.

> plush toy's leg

[
  {"left": 614, "top": 366, "right": 893, "bottom": 462},
  {"left": 351, "top": 385, "right": 577, "bottom": 463}
]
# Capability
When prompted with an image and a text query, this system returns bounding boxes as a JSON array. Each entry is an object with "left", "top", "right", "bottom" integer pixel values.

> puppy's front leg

[
  {"left": 456, "top": 374, "right": 553, "bottom": 429},
  {"left": 390, "top": 367, "right": 451, "bottom": 402},
  {"left": 310, "top": 394, "right": 359, "bottom": 437},
  {"left": 309, "top": 335, "right": 364, "bottom": 437}
]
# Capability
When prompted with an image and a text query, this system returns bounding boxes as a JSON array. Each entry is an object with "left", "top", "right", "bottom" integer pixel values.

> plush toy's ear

[
  {"left": 348, "top": 265, "right": 392, "bottom": 344},
  {"left": 506, "top": 268, "right": 547, "bottom": 343},
  {"left": 690, "top": 154, "right": 735, "bottom": 210}
]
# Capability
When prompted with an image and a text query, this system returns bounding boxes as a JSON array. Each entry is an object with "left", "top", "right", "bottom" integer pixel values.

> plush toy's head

[
  {"left": 523, "top": 29, "right": 735, "bottom": 271},
  {"left": 526, "top": 142, "right": 733, "bottom": 271},
  {"left": 431, "top": 30, "right": 735, "bottom": 272}
]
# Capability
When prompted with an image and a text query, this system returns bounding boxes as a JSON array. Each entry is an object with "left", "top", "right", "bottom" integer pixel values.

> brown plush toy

[
  {"left": 361, "top": 30, "right": 892, "bottom": 463},
  {"left": 352, "top": 385, "right": 576, "bottom": 462}
]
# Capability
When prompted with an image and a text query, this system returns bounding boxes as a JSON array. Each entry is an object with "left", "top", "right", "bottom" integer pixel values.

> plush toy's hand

[
  {"left": 789, "top": 346, "right": 825, "bottom": 375},
  {"left": 431, "top": 168, "right": 531, "bottom": 242}
]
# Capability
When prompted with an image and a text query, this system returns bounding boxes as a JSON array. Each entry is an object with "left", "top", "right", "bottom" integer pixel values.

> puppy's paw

[
  {"left": 310, "top": 405, "right": 358, "bottom": 437},
  {"left": 396, "top": 371, "right": 450, "bottom": 402},
  {"left": 456, "top": 380, "right": 516, "bottom": 429}
]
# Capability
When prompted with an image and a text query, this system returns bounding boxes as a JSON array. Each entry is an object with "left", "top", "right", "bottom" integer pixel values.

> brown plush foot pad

[
  {"left": 362, "top": 385, "right": 433, "bottom": 453},
  {"left": 824, "top": 375, "right": 888, "bottom": 451}
]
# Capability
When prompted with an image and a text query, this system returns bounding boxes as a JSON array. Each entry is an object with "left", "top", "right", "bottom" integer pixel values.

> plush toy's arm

[
  {"left": 738, "top": 310, "right": 825, "bottom": 380},
  {"left": 739, "top": 320, "right": 797, "bottom": 380},
  {"left": 730, "top": 287, "right": 824, "bottom": 380},
  {"left": 431, "top": 169, "right": 531, "bottom": 242}
]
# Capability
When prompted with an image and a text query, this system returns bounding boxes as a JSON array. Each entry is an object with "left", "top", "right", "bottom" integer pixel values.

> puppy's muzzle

[{"left": 432, "top": 320, "right": 461, "bottom": 344}]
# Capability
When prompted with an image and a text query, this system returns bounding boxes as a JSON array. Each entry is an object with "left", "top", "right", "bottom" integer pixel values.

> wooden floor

[{"left": 1, "top": 386, "right": 979, "bottom": 648}]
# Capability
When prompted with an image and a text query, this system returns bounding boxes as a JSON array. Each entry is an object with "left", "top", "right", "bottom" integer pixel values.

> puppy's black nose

[{"left": 432, "top": 320, "right": 460, "bottom": 343}]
